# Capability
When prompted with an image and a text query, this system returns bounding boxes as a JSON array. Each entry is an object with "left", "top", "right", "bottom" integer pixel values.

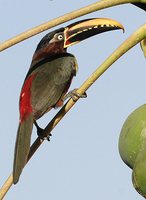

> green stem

[
  {"left": 0, "top": 0, "right": 145, "bottom": 52},
  {"left": 78, "top": 25, "right": 146, "bottom": 93}
]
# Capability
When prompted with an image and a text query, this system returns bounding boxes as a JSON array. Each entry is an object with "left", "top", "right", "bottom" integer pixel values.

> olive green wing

[{"left": 30, "top": 55, "right": 77, "bottom": 119}]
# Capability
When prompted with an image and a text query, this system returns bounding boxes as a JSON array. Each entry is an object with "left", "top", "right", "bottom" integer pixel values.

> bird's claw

[
  {"left": 34, "top": 121, "right": 52, "bottom": 142},
  {"left": 39, "top": 134, "right": 52, "bottom": 142},
  {"left": 63, "top": 89, "right": 87, "bottom": 102},
  {"left": 38, "top": 130, "right": 52, "bottom": 142}
]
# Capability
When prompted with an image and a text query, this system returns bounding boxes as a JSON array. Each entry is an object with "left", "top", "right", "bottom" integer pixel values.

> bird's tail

[{"left": 13, "top": 114, "right": 33, "bottom": 184}]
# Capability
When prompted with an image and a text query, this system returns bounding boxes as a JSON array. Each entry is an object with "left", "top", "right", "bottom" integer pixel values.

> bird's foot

[
  {"left": 34, "top": 121, "right": 52, "bottom": 142},
  {"left": 63, "top": 89, "right": 87, "bottom": 102}
]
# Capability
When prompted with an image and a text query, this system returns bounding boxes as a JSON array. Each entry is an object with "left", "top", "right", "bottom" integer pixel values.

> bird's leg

[
  {"left": 34, "top": 121, "right": 52, "bottom": 141},
  {"left": 63, "top": 88, "right": 87, "bottom": 102}
]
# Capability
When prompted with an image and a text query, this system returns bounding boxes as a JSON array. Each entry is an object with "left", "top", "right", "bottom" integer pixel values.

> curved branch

[
  {"left": 0, "top": 0, "right": 145, "bottom": 52},
  {"left": 0, "top": 23, "right": 146, "bottom": 200}
]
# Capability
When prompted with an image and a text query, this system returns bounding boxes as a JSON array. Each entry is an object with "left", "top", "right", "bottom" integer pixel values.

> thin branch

[
  {"left": 0, "top": 0, "right": 145, "bottom": 52},
  {"left": 0, "top": 176, "right": 13, "bottom": 200},
  {"left": 0, "top": 23, "right": 146, "bottom": 200}
]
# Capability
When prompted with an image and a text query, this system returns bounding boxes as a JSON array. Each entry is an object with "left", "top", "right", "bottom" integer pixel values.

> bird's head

[{"left": 32, "top": 18, "right": 124, "bottom": 63}]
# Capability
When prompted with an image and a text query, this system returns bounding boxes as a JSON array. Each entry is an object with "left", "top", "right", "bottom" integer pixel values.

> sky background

[{"left": 0, "top": 1, "right": 146, "bottom": 199}]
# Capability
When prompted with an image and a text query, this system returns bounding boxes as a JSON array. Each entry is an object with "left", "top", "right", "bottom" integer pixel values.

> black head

[
  {"left": 32, "top": 18, "right": 124, "bottom": 64},
  {"left": 36, "top": 18, "right": 124, "bottom": 52},
  {"left": 35, "top": 27, "right": 65, "bottom": 52}
]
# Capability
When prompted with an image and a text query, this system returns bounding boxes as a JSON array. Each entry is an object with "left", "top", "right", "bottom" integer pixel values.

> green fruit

[{"left": 119, "top": 104, "right": 146, "bottom": 198}]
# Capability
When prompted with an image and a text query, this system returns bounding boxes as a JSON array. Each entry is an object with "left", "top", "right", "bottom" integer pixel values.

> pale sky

[{"left": 0, "top": 1, "right": 146, "bottom": 199}]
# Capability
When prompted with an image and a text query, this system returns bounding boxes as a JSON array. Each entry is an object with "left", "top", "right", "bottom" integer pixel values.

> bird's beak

[{"left": 64, "top": 18, "right": 124, "bottom": 48}]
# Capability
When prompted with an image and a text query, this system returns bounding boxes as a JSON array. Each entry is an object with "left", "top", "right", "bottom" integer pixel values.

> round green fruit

[{"left": 119, "top": 104, "right": 146, "bottom": 198}]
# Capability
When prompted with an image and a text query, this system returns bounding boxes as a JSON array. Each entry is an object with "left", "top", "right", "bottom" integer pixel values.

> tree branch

[
  {"left": 0, "top": 0, "right": 145, "bottom": 52},
  {"left": 0, "top": 22, "right": 146, "bottom": 200}
]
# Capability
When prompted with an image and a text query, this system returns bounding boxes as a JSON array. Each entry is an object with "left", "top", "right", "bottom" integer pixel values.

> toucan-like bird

[{"left": 13, "top": 18, "right": 124, "bottom": 184}]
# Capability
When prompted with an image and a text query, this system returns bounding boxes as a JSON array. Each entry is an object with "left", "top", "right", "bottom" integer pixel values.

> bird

[{"left": 13, "top": 18, "right": 124, "bottom": 184}]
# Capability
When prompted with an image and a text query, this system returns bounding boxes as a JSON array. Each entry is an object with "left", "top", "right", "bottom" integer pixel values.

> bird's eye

[{"left": 57, "top": 34, "right": 63, "bottom": 40}]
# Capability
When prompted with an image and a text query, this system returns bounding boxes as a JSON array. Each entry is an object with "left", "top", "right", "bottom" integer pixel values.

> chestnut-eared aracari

[{"left": 13, "top": 18, "right": 124, "bottom": 184}]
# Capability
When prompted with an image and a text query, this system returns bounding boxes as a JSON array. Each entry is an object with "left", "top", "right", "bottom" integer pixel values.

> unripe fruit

[{"left": 119, "top": 104, "right": 146, "bottom": 198}]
